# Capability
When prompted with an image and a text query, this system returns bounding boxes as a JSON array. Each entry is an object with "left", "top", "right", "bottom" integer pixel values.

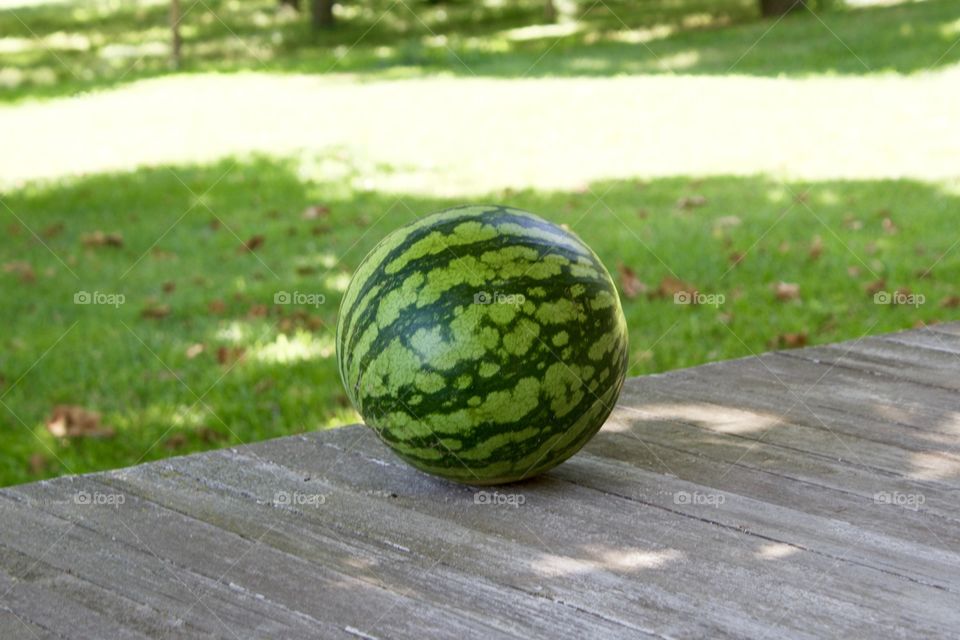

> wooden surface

[{"left": 2, "top": 324, "right": 959, "bottom": 639}]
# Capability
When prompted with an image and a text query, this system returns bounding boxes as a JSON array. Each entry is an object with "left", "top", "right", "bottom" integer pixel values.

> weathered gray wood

[{"left": 1, "top": 324, "right": 958, "bottom": 639}]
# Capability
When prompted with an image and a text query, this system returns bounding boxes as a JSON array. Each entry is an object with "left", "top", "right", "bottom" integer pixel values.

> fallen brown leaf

[
  {"left": 728, "top": 252, "right": 745, "bottom": 267},
  {"left": 3, "top": 261, "right": 35, "bottom": 283},
  {"left": 81, "top": 230, "right": 123, "bottom": 247},
  {"left": 185, "top": 343, "right": 205, "bottom": 359},
  {"left": 617, "top": 263, "right": 647, "bottom": 299},
  {"left": 771, "top": 332, "right": 808, "bottom": 349},
  {"left": 653, "top": 276, "right": 696, "bottom": 299},
  {"left": 162, "top": 281, "right": 176, "bottom": 293},
  {"left": 141, "top": 304, "right": 170, "bottom": 319},
  {"left": 865, "top": 279, "right": 886, "bottom": 296},
  {"left": 277, "top": 311, "right": 327, "bottom": 334},
  {"left": 774, "top": 282, "right": 801, "bottom": 301},
  {"left": 208, "top": 299, "right": 226, "bottom": 314},
  {"left": 164, "top": 434, "right": 188, "bottom": 451},
  {"left": 198, "top": 427, "right": 227, "bottom": 444},
  {"left": 676, "top": 195, "right": 707, "bottom": 210},
  {"left": 28, "top": 453, "right": 49, "bottom": 476},
  {"left": 240, "top": 235, "right": 265, "bottom": 252},
  {"left": 41, "top": 222, "right": 64, "bottom": 238},
  {"left": 302, "top": 205, "right": 330, "bottom": 220},
  {"left": 940, "top": 296, "right": 960, "bottom": 309},
  {"left": 216, "top": 346, "right": 246, "bottom": 366},
  {"left": 809, "top": 236, "right": 823, "bottom": 260},
  {"left": 248, "top": 304, "right": 269, "bottom": 318},
  {"left": 46, "top": 405, "right": 115, "bottom": 438}
]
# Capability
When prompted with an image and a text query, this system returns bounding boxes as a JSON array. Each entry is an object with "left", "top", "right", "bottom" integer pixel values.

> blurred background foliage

[{"left": 3, "top": 0, "right": 960, "bottom": 101}]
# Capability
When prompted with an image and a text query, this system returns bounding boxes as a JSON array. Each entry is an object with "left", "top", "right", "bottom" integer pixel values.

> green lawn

[
  {"left": 1, "top": 0, "right": 959, "bottom": 486},
  {"left": 2, "top": 0, "right": 960, "bottom": 102},
  {"left": 2, "top": 156, "right": 958, "bottom": 486}
]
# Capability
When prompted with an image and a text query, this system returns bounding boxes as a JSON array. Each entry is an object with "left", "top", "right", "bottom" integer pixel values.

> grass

[
  {"left": 2, "top": 0, "right": 960, "bottom": 102},
  {"left": 1, "top": 0, "right": 959, "bottom": 486},
  {"left": 2, "top": 154, "right": 958, "bottom": 486}
]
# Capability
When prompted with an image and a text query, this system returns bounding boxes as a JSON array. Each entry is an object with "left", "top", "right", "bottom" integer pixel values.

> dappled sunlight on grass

[
  {"left": 2, "top": 0, "right": 960, "bottom": 101},
  {"left": 1, "top": 154, "right": 958, "bottom": 485},
  {"left": 250, "top": 331, "right": 335, "bottom": 365},
  {"left": 4, "top": 69, "right": 960, "bottom": 192}
]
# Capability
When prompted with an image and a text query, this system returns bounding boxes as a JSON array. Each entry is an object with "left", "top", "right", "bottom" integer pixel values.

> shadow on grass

[
  {"left": 1, "top": 153, "right": 958, "bottom": 486},
  {"left": 2, "top": 0, "right": 959, "bottom": 102}
]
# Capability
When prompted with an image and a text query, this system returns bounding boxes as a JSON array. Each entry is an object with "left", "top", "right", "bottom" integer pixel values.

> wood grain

[{"left": 1, "top": 324, "right": 958, "bottom": 639}]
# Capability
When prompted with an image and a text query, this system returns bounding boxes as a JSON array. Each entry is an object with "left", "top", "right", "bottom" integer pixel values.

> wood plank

[
  {"left": 0, "top": 561, "right": 151, "bottom": 640},
  {"left": 101, "top": 462, "right": 648, "bottom": 639},
  {"left": 241, "top": 430, "right": 957, "bottom": 637},
  {"left": 0, "top": 484, "right": 506, "bottom": 640},
  {"left": 0, "top": 605, "right": 57, "bottom": 640},
  {"left": 883, "top": 326, "right": 960, "bottom": 354},
  {"left": 622, "top": 357, "right": 960, "bottom": 493},
  {"left": 1, "top": 323, "right": 958, "bottom": 638},
  {"left": 787, "top": 334, "right": 960, "bottom": 393},
  {"left": 578, "top": 430, "right": 960, "bottom": 582},
  {"left": 0, "top": 490, "right": 354, "bottom": 639}
]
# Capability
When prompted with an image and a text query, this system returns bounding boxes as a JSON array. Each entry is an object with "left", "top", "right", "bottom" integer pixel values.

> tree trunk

[
  {"left": 544, "top": 0, "right": 557, "bottom": 23},
  {"left": 312, "top": 0, "right": 334, "bottom": 29},
  {"left": 759, "top": 0, "right": 803, "bottom": 17},
  {"left": 170, "top": 0, "right": 182, "bottom": 69}
]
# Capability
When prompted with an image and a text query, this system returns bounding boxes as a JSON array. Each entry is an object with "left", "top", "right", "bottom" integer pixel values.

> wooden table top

[{"left": 2, "top": 323, "right": 959, "bottom": 639}]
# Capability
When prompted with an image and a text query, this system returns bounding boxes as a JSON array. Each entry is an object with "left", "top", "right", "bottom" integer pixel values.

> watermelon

[{"left": 336, "top": 205, "right": 628, "bottom": 485}]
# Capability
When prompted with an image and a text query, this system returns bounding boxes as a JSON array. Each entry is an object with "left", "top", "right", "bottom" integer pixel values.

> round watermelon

[{"left": 336, "top": 205, "right": 628, "bottom": 485}]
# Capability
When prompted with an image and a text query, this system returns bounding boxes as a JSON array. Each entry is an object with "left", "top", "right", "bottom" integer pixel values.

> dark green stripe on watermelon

[{"left": 335, "top": 205, "right": 628, "bottom": 485}]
